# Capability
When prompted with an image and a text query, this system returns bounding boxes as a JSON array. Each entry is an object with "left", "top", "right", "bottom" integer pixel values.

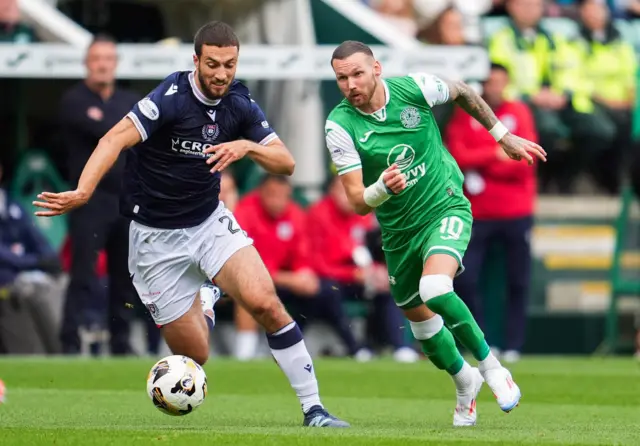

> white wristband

[
  {"left": 489, "top": 121, "right": 509, "bottom": 142},
  {"left": 363, "top": 174, "right": 391, "bottom": 208}
]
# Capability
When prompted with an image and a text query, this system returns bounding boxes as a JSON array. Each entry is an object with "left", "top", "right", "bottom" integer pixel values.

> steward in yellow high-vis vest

[
  {"left": 487, "top": 0, "right": 615, "bottom": 193},
  {"left": 568, "top": 0, "right": 636, "bottom": 194}
]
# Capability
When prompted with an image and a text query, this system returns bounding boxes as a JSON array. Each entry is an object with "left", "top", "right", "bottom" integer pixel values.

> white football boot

[
  {"left": 482, "top": 366, "right": 521, "bottom": 413},
  {"left": 453, "top": 367, "right": 484, "bottom": 427}
]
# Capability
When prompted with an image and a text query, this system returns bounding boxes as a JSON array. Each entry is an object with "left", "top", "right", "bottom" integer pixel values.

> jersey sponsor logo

[
  {"left": 261, "top": 120, "right": 270, "bottom": 129},
  {"left": 387, "top": 144, "right": 415, "bottom": 171},
  {"left": 359, "top": 130, "right": 374, "bottom": 143},
  {"left": 171, "top": 138, "right": 214, "bottom": 158},
  {"left": 138, "top": 97, "right": 160, "bottom": 121},
  {"left": 201, "top": 124, "right": 220, "bottom": 142},
  {"left": 400, "top": 107, "right": 421, "bottom": 129},
  {"left": 386, "top": 144, "right": 426, "bottom": 188}
]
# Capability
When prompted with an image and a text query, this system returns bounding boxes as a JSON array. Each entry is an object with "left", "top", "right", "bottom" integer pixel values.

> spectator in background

[
  {"left": 235, "top": 174, "right": 361, "bottom": 359},
  {"left": 368, "top": 0, "right": 417, "bottom": 37},
  {"left": 0, "top": 163, "right": 62, "bottom": 354},
  {"left": 307, "top": 176, "right": 419, "bottom": 363},
  {"left": 414, "top": 0, "right": 492, "bottom": 44},
  {"left": 417, "top": 7, "right": 471, "bottom": 130},
  {"left": 417, "top": 6, "right": 466, "bottom": 45},
  {"left": 570, "top": 0, "right": 636, "bottom": 194},
  {"left": 57, "top": 34, "right": 140, "bottom": 355},
  {"left": 446, "top": 63, "right": 537, "bottom": 363},
  {"left": 0, "top": 0, "right": 36, "bottom": 43},
  {"left": 489, "top": 0, "right": 613, "bottom": 194},
  {"left": 621, "top": 0, "right": 640, "bottom": 17}
]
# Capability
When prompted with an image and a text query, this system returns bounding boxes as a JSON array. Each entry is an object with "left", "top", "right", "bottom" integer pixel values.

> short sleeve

[
  {"left": 126, "top": 80, "right": 180, "bottom": 142},
  {"left": 408, "top": 72, "right": 450, "bottom": 107},
  {"left": 325, "top": 120, "right": 362, "bottom": 175},
  {"left": 242, "top": 99, "right": 279, "bottom": 145}
]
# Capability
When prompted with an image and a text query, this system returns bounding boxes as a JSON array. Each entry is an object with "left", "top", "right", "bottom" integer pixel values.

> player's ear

[
  {"left": 373, "top": 60, "right": 382, "bottom": 77},
  {"left": 193, "top": 54, "right": 199, "bottom": 68}
]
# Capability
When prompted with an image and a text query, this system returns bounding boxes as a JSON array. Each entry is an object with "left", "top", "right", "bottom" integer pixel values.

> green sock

[
  {"left": 419, "top": 325, "right": 464, "bottom": 375},
  {"left": 425, "top": 291, "right": 490, "bottom": 361}
]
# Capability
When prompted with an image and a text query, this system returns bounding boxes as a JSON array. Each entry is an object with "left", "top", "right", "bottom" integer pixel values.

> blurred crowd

[{"left": 369, "top": 0, "right": 640, "bottom": 194}]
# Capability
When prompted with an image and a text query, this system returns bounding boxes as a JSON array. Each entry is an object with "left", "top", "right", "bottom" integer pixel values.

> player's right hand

[
  {"left": 382, "top": 164, "right": 407, "bottom": 195},
  {"left": 33, "top": 190, "right": 89, "bottom": 217}
]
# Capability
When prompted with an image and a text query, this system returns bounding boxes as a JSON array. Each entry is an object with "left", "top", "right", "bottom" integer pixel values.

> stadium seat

[{"left": 9, "top": 150, "right": 69, "bottom": 252}]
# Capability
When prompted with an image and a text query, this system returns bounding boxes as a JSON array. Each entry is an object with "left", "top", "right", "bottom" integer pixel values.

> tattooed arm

[
  {"left": 445, "top": 79, "right": 547, "bottom": 165},
  {"left": 445, "top": 80, "right": 500, "bottom": 132},
  {"left": 408, "top": 73, "right": 547, "bottom": 165}
]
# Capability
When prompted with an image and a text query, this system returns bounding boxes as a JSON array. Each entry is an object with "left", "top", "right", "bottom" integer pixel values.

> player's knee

[
  {"left": 419, "top": 274, "right": 453, "bottom": 303},
  {"left": 248, "top": 289, "right": 279, "bottom": 317},
  {"left": 410, "top": 314, "right": 444, "bottom": 340}
]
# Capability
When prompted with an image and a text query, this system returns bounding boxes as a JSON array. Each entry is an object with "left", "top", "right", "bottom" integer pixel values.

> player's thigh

[
  {"left": 129, "top": 222, "right": 207, "bottom": 337},
  {"left": 422, "top": 208, "right": 473, "bottom": 278},
  {"left": 195, "top": 204, "right": 291, "bottom": 332},
  {"left": 161, "top": 293, "right": 210, "bottom": 365},
  {"left": 383, "top": 237, "right": 425, "bottom": 311},
  {"left": 214, "top": 245, "right": 291, "bottom": 332}
]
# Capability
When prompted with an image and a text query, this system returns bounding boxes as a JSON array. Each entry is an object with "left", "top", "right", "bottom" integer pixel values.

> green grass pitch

[{"left": 0, "top": 356, "right": 639, "bottom": 445}]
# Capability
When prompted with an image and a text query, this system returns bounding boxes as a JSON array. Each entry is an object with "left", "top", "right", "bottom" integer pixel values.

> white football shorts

[{"left": 128, "top": 202, "right": 252, "bottom": 325}]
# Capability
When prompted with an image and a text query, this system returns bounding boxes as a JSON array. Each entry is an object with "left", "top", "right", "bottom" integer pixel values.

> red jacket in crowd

[
  {"left": 307, "top": 196, "right": 373, "bottom": 284},
  {"left": 445, "top": 100, "right": 537, "bottom": 220},
  {"left": 234, "top": 192, "right": 311, "bottom": 276}
]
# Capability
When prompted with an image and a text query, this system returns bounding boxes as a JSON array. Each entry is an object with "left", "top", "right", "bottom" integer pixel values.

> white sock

[
  {"left": 452, "top": 361, "right": 474, "bottom": 395},
  {"left": 235, "top": 331, "right": 259, "bottom": 361},
  {"left": 478, "top": 351, "right": 501, "bottom": 373},
  {"left": 267, "top": 322, "right": 322, "bottom": 413}
]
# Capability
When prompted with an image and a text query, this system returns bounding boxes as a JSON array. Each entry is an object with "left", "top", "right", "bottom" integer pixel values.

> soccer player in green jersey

[{"left": 325, "top": 41, "right": 547, "bottom": 427}]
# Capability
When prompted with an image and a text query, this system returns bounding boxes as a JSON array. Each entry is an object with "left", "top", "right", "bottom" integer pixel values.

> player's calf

[
  {"left": 214, "top": 245, "right": 349, "bottom": 426},
  {"left": 419, "top": 273, "right": 492, "bottom": 362}
]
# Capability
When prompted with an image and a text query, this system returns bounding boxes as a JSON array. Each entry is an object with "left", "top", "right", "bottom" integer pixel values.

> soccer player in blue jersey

[{"left": 34, "top": 21, "right": 348, "bottom": 428}]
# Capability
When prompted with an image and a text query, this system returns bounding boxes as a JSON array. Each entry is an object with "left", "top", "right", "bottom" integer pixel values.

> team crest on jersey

[
  {"left": 400, "top": 107, "right": 421, "bottom": 129},
  {"left": 201, "top": 124, "right": 220, "bottom": 142}
]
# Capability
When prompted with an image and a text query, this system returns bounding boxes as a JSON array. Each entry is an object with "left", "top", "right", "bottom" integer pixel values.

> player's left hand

[
  {"left": 205, "top": 141, "right": 250, "bottom": 173},
  {"left": 32, "top": 190, "right": 89, "bottom": 217},
  {"left": 499, "top": 133, "right": 547, "bottom": 165}
]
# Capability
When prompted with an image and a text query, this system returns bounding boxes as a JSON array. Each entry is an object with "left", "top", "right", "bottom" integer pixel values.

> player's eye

[{"left": 225, "top": 63, "right": 235, "bottom": 69}]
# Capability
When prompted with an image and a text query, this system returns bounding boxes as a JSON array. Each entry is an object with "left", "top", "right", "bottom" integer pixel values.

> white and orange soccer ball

[{"left": 146, "top": 355, "right": 208, "bottom": 416}]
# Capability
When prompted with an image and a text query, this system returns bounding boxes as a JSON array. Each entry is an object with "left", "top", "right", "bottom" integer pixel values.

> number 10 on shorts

[{"left": 440, "top": 216, "right": 464, "bottom": 240}]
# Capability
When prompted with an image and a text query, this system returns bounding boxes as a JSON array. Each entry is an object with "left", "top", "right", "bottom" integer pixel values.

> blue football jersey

[{"left": 122, "top": 71, "right": 277, "bottom": 229}]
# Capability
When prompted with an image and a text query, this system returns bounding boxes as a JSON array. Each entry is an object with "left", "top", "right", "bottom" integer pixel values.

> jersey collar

[
  {"left": 354, "top": 79, "right": 390, "bottom": 122},
  {"left": 189, "top": 71, "right": 222, "bottom": 106}
]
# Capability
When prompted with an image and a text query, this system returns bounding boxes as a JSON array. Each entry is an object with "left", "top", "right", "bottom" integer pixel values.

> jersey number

[
  {"left": 439, "top": 216, "right": 464, "bottom": 240},
  {"left": 219, "top": 216, "right": 241, "bottom": 234}
]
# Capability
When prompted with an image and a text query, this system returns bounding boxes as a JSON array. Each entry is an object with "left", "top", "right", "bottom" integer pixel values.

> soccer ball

[{"left": 146, "top": 355, "right": 208, "bottom": 416}]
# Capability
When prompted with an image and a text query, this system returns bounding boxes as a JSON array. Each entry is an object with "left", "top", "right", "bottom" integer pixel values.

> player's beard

[
  {"left": 348, "top": 76, "right": 378, "bottom": 108},
  {"left": 197, "top": 70, "right": 231, "bottom": 100}
]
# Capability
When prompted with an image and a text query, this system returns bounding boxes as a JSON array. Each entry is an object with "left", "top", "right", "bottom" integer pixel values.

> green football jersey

[{"left": 325, "top": 73, "right": 469, "bottom": 235}]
